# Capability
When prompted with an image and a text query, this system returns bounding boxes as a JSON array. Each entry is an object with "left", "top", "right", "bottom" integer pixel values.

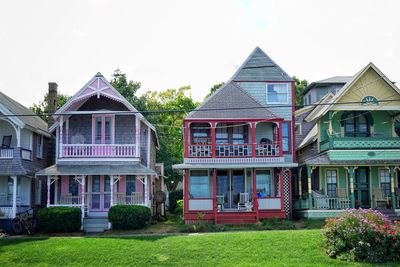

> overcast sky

[{"left": 0, "top": 0, "right": 399, "bottom": 107}]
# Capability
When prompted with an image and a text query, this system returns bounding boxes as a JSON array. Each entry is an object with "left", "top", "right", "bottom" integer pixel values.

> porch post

[
  {"left": 298, "top": 167, "right": 302, "bottom": 209},
  {"left": 59, "top": 116, "right": 64, "bottom": 158},
  {"left": 251, "top": 122, "right": 256, "bottom": 157},
  {"left": 54, "top": 177, "right": 59, "bottom": 205},
  {"left": 306, "top": 166, "right": 313, "bottom": 209},
  {"left": 184, "top": 170, "right": 189, "bottom": 215},
  {"left": 184, "top": 121, "right": 189, "bottom": 158},
  {"left": 278, "top": 122, "right": 283, "bottom": 157},
  {"left": 11, "top": 176, "right": 17, "bottom": 218},
  {"left": 328, "top": 111, "right": 333, "bottom": 135},
  {"left": 135, "top": 117, "right": 140, "bottom": 157},
  {"left": 16, "top": 127, "right": 21, "bottom": 147},
  {"left": 81, "top": 176, "right": 85, "bottom": 221},
  {"left": 110, "top": 175, "right": 114, "bottom": 207},
  {"left": 390, "top": 166, "right": 396, "bottom": 209},
  {"left": 348, "top": 167, "right": 356, "bottom": 208},
  {"left": 211, "top": 123, "right": 216, "bottom": 158},
  {"left": 252, "top": 168, "right": 259, "bottom": 221},
  {"left": 46, "top": 175, "right": 51, "bottom": 207},
  {"left": 212, "top": 169, "right": 217, "bottom": 223},
  {"left": 144, "top": 176, "right": 149, "bottom": 207}
]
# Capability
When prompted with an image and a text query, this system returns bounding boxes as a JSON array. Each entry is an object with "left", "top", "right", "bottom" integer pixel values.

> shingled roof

[
  {"left": 0, "top": 91, "right": 49, "bottom": 135},
  {"left": 187, "top": 82, "right": 278, "bottom": 119},
  {"left": 230, "top": 47, "right": 293, "bottom": 82}
]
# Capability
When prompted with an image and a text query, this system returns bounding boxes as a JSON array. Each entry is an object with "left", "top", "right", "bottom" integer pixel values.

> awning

[
  {"left": 36, "top": 162, "right": 157, "bottom": 176},
  {"left": 173, "top": 162, "right": 298, "bottom": 170}
]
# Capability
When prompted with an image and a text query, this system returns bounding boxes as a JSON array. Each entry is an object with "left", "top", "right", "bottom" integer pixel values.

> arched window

[{"left": 342, "top": 111, "right": 372, "bottom": 137}]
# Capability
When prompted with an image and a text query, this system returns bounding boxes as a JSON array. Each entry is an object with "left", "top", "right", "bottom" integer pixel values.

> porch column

[
  {"left": 11, "top": 176, "right": 17, "bottom": 218},
  {"left": 59, "top": 116, "right": 64, "bottom": 158},
  {"left": 306, "top": 166, "right": 314, "bottom": 209},
  {"left": 135, "top": 117, "right": 140, "bottom": 157},
  {"left": 211, "top": 123, "right": 216, "bottom": 158},
  {"left": 54, "top": 177, "right": 59, "bottom": 205},
  {"left": 46, "top": 175, "right": 51, "bottom": 207},
  {"left": 81, "top": 175, "right": 85, "bottom": 222},
  {"left": 328, "top": 111, "right": 333, "bottom": 135},
  {"left": 144, "top": 176, "right": 149, "bottom": 207},
  {"left": 298, "top": 167, "right": 302, "bottom": 209},
  {"left": 251, "top": 122, "right": 256, "bottom": 157},
  {"left": 184, "top": 170, "right": 189, "bottom": 214},
  {"left": 347, "top": 167, "right": 356, "bottom": 208},
  {"left": 183, "top": 121, "right": 189, "bottom": 158},
  {"left": 212, "top": 169, "right": 217, "bottom": 223},
  {"left": 16, "top": 127, "right": 21, "bottom": 147},
  {"left": 252, "top": 168, "right": 259, "bottom": 221},
  {"left": 110, "top": 175, "right": 114, "bottom": 207},
  {"left": 278, "top": 122, "right": 283, "bottom": 157},
  {"left": 390, "top": 167, "right": 396, "bottom": 209}
]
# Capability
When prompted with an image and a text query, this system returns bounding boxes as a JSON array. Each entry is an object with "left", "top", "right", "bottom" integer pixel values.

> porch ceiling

[{"left": 35, "top": 162, "right": 157, "bottom": 176}]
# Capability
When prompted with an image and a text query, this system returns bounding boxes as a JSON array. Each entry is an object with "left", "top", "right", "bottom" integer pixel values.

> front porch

[{"left": 0, "top": 176, "right": 34, "bottom": 219}]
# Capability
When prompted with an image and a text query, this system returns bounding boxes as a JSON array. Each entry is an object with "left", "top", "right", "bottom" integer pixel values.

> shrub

[
  {"left": 37, "top": 207, "right": 81, "bottom": 232},
  {"left": 323, "top": 209, "right": 400, "bottom": 263},
  {"left": 169, "top": 189, "right": 183, "bottom": 213},
  {"left": 175, "top": 199, "right": 184, "bottom": 214},
  {"left": 108, "top": 205, "right": 151, "bottom": 230}
]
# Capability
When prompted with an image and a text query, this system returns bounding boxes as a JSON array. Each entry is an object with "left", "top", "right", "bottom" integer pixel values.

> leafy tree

[
  {"left": 31, "top": 93, "right": 70, "bottom": 122},
  {"left": 110, "top": 69, "right": 145, "bottom": 111},
  {"left": 293, "top": 76, "right": 308, "bottom": 109},
  {"left": 205, "top": 82, "right": 224, "bottom": 99}
]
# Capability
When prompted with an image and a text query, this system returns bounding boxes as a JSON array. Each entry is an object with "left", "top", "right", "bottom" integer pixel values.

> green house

[{"left": 294, "top": 63, "right": 400, "bottom": 219}]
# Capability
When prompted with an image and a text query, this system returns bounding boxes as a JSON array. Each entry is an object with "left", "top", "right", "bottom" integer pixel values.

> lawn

[{"left": 0, "top": 230, "right": 396, "bottom": 266}]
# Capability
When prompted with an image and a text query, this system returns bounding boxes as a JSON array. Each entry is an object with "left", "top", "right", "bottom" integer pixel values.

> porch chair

[
  {"left": 336, "top": 188, "right": 350, "bottom": 209},
  {"left": 372, "top": 188, "right": 388, "bottom": 209},
  {"left": 216, "top": 195, "right": 225, "bottom": 211},
  {"left": 1, "top": 135, "right": 11, "bottom": 148},
  {"left": 237, "top": 193, "right": 250, "bottom": 211},
  {"left": 312, "top": 190, "right": 330, "bottom": 209}
]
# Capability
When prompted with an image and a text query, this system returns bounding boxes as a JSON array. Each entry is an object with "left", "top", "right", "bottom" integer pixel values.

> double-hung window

[
  {"left": 256, "top": 170, "right": 272, "bottom": 197},
  {"left": 326, "top": 170, "right": 337, "bottom": 197},
  {"left": 266, "top": 83, "right": 289, "bottom": 104},
  {"left": 379, "top": 169, "right": 391, "bottom": 197},
  {"left": 189, "top": 170, "right": 211, "bottom": 198},
  {"left": 36, "top": 135, "right": 44, "bottom": 158}
]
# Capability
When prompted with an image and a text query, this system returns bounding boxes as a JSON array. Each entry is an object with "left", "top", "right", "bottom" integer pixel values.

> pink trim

[
  {"left": 119, "top": 175, "right": 126, "bottom": 193},
  {"left": 61, "top": 176, "right": 69, "bottom": 194},
  {"left": 136, "top": 178, "right": 143, "bottom": 193}
]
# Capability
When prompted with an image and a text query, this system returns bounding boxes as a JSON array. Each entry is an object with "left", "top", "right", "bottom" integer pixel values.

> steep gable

[
  {"left": 187, "top": 82, "right": 278, "bottom": 119},
  {"left": 230, "top": 47, "right": 293, "bottom": 82}
]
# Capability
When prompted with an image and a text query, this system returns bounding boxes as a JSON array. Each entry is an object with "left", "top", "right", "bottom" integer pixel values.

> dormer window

[{"left": 266, "top": 83, "right": 289, "bottom": 104}]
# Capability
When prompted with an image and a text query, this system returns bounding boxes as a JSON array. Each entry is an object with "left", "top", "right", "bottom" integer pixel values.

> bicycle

[{"left": 12, "top": 209, "right": 37, "bottom": 235}]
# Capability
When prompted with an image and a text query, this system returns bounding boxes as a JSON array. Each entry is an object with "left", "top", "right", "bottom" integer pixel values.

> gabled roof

[
  {"left": 302, "top": 76, "right": 352, "bottom": 95},
  {"left": 0, "top": 91, "right": 49, "bottom": 136},
  {"left": 230, "top": 47, "right": 293, "bottom": 82},
  {"left": 48, "top": 72, "right": 159, "bottom": 147},
  {"left": 305, "top": 62, "right": 400, "bottom": 122},
  {"left": 187, "top": 82, "right": 278, "bottom": 119}
]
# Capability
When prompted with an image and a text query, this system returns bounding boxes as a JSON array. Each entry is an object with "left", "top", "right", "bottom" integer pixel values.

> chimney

[{"left": 47, "top": 82, "right": 58, "bottom": 127}]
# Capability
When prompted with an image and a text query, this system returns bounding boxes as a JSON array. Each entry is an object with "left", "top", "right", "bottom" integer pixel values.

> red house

[{"left": 173, "top": 47, "right": 298, "bottom": 224}]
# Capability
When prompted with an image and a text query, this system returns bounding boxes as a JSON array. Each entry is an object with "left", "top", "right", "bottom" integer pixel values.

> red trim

[
  {"left": 183, "top": 121, "right": 189, "bottom": 158},
  {"left": 211, "top": 123, "right": 216, "bottom": 158},
  {"left": 291, "top": 81, "right": 296, "bottom": 162},
  {"left": 251, "top": 122, "right": 256, "bottom": 158},
  {"left": 184, "top": 170, "right": 189, "bottom": 213},
  {"left": 278, "top": 122, "right": 283, "bottom": 157},
  {"left": 185, "top": 118, "right": 284, "bottom": 123}
]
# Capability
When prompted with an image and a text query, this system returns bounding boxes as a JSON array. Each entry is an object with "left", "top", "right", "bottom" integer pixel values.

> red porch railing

[
  {"left": 188, "top": 143, "right": 280, "bottom": 158},
  {"left": 61, "top": 144, "right": 138, "bottom": 158}
]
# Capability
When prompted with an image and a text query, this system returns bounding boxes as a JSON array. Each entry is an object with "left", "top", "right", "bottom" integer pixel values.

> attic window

[
  {"left": 295, "top": 123, "right": 302, "bottom": 135},
  {"left": 266, "top": 83, "right": 289, "bottom": 104}
]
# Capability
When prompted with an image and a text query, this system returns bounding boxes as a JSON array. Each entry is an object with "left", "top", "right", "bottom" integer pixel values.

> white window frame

[
  {"left": 266, "top": 83, "right": 290, "bottom": 104},
  {"left": 295, "top": 123, "right": 302, "bottom": 135},
  {"left": 36, "top": 135, "right": 44, "bottom": 159}
]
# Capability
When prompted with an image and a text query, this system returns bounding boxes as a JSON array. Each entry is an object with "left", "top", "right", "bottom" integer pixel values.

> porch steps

[
  {"left": 376, "top": 209, "right": 400, "bottom": 221},
  {"left": 216, "top": 212, "right": 257, "bottom": 224},
  {"left": 83, "top": 217, "right": 109, "bottom": 233}
]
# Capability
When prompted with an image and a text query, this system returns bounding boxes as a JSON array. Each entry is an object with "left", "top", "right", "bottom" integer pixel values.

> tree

[
  {"left": 205, "top": 82, "right": 224, "bottom": 99},
  {"left": 140, "top": 86, "right": 199, "bottom": 190},
  {"left": 293, "top": 76, "right": 309, "bottom": 109},
  {"left": 31, "top": 93, "right": 70, "bottom": 122},
  {"left": 110, "top": 69, "right": 145, "bottom": 111}
]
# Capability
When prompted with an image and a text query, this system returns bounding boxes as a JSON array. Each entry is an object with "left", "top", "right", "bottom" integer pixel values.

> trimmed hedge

[
  {"left": 108, "top": 205, "right": 151, "bottom": 230},
  {"left": 37, "top": 207, "right": 81, "bottom": 233},
  {"left": 169, "top": 189, "right": 183, "bottom": 213}
]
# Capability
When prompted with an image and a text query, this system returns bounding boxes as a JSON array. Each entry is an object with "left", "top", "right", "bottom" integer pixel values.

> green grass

[{"left": 0, "top": 230, "right": 397, "bottom": 266}]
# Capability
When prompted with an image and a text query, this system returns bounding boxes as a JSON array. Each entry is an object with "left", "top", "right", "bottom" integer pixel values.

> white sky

[{"left": 0, "top": 0, "right": 399, "bottom": 107}]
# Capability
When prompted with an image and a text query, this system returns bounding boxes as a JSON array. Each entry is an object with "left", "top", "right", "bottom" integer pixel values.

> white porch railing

[
  {"left": 255, "top": 144, "right": 280, "bottom": 156},
  {"left": 0, "top": 207, "right": 14, "bottom": 218},
  {"left": 59, "top": 194, "right": 85, "bottom": 206},
  {"left": 61, "top": 144, "right": 138, "bottom": 158},
  {"left": 0, "top": 148, "right": 13, "bottom": 159},
  {"left": 189, "top": 145, "right": 212, "bottom": 157},
  {"left": 215, "top": 144, "right": 252, "bottom": 157},
  {"left": 116, "top": 192, "right": 145, "bottom": 205},
  {"left": 312, "top": 196, "right": 351, "bottom": 209}
]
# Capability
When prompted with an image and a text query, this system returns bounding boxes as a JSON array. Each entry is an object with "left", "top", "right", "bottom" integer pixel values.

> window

[
  {"left": 191, "top": 123, "right": 211, "bottom": 144},
  {"left": 282, "top": 122, "right": 290, "bottom": 152},
  {"left": 256, "top": 170, "right": 272, "bottom": 197},
  {"left": 36, "top": 135, "right": 43, "bottom": 158},
  {"left": 343, "top": 111, "right": 370, "bottom": 137},
  {"left": 215, "top": 123, "right": 247, "bottom": 144},
  {"left": 93, "top": 115, "right": 114, "bottom": 144},
  {"left": 326, "top": 170, "right": 337, "bottom": 197},
  {"left": 232, "top": 125, "right": 245, "bottom": 144},
  {"left": 295, "top": 123, "right": 302, "bottom": 135},
  {"left": 395, "top": 121, "right": 400, "bottom": 137},
  {"left": 189, "top": 170, "right": 211, "bottom": 198},
  {"left": 216, "top": 124, "right": 228, "bottom": 144},
  {"left": 69, "top": 176, "right": 79, "bottom": 196},
  {"left": 126, "top": 175, "right": 136, "bottom": 195},
  {"left": 379, "top": 169, "right": 391, "bottom": 197},
  {"left": 266, "top": 83, "right": 289, "bottom": 104}
]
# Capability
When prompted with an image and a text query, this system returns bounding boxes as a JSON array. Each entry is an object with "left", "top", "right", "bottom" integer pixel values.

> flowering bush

[{"left": 323, "top": 209, "right": 400, "bottom": 263}]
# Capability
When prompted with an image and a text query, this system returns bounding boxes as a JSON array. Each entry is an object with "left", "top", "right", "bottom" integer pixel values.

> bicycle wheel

[{"left": 12, "top": 219, "right": 23, "bottom": 235}]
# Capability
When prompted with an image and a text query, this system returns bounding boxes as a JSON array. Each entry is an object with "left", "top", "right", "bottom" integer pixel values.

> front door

[
  {"left": 89, "top": 175, "right": 111, "bottom": 211},
  {"left": 216, "top": 170, "right": 245, "bottom": 209},
  {"left": 354, "top": 168, "right": 370, "bottom": 208}
]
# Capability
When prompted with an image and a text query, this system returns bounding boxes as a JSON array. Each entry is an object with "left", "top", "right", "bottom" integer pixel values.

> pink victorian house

[{"left": 37, "top": 73, "right": 161, "bottom": 232}]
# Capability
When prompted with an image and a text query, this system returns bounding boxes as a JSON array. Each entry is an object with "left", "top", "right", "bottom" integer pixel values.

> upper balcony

[
  {"left": 320, "top": 135, "right": 400, "bottom": 151},
  {"left": 184, "top": 120, "right": 287, "bottom": 164},
  {"left": 0, "top": 119, "right": 34, "bottom": 161}
]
